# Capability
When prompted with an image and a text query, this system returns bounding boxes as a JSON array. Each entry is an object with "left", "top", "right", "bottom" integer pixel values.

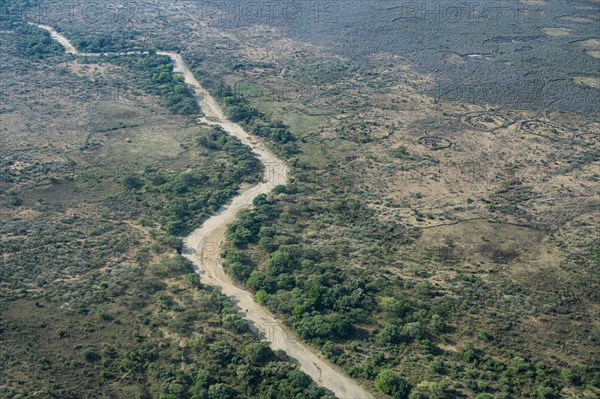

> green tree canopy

[{"left": 375, "top": 369, "right": 411, "bottom": 399}]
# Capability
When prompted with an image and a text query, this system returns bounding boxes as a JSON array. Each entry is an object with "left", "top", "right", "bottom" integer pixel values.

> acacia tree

[
  {"left": 244, "top": 342, "right": 271, "bottom": 365},
  {"left": 375, "top": 369, "right": 411, "bottom": 399},
  {"left": 266, "top": 250, "right": 297, "bottom": 275}
]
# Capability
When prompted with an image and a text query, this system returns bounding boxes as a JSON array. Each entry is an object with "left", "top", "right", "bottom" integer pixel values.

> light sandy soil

[
  {"left": 33, "top": 24, "right": 78, "bottom": 54},
  {"left": 39, "top": 24, "right": 374, "bottom": 399},
  {"left": 521, "top": 0, "right": 545, "bottom": 4},
  {"left": 573, "top": 76, "right": 600, "bottom": 89},
  {"left": 574, "top": 38, "right": 600, "bottom": 58},
  {"left": 558, "top": 16, "right": 594, "bottom": 23},
  {"left": 542, "top": 27, "right": 572, "bottom": 36}
]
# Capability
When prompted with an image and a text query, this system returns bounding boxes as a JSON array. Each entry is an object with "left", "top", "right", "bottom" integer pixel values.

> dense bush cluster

[
  {"left": 222, "top": 184, "right": 600, "bottom": 397},
  {"left": 0, "top": 229, "right": 336, "bottom": 398},
  {"left": 109, "top": 126, "right": 262, "bottom": 235},
  {"left": 10, "top": 23, "right": 64, "bottom": 58},
  {"left": 192, "top": 67, "right": 300, "bottom": 158},
  {"left": 108, "top": 255, "right": 335, "bottom": 399},
  {"left": 0, "top": 55, "right": 325, "bottom": 399},
  {"left": 70, "top": 33, "right": 137, "bottom": 53},
  {"left": 3, "top": 4, "right": 598, "bottom": 397},
  {"left": 110, "top": 54, "right": 199, "bottom": 116}
]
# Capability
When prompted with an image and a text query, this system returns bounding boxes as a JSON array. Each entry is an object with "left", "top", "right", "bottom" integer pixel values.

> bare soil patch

[
  {"left": 542, "top": 27, "right": 572, "bottom": 37},
  {"left": 573, "top": 75, "right": 600, "bottom": 89},
  {"left": 574, "top": 38, "right": 600, "bottom": 58}
]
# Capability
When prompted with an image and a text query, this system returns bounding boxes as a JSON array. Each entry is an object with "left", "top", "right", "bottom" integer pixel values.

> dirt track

[{"left": 39, "top": 24, "right": 374, "bottom": 399}]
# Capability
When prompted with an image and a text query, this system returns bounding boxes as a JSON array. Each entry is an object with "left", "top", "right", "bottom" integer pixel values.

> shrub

[
  {"left": 409, "top": 381, "right": 448, "bottom": 399},
  {"left": 207, "top": 383, "right": 237, "bottom": 399},
  {"left": 375, "top": 369, "right": 411, "bottom": 399},
  {"left": 244, "top": 342, "right": 271, "bottom": 365},
  {"left": 123, "top": 175, "right": 144, "bottom": 190},
  {"left": 255, "top": 289, "right": 268, "bottom": 305},
  {"left": 84, "top": 348, "right": 101, "bottom": 362}
]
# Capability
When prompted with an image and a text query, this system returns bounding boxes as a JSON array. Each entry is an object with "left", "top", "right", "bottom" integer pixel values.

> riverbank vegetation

[
  {"left": 222, "top": 174, "right": 599, "bottom": 398},
  {"left": 0, "top": 24, "right": 326, "bottom": 398},
  {"left": 2, "top": 1, "right": 599, "bottom": 398},
  {"left": 70, "top": 32, "right": 138, "bottom": 53},
  {"left": 110, "top": 54, "right": 200, "bottom": 117},
  {"left": 201, "top": 25, "right": 599, "bottom": 399},
  {"left": 189, "top": 63, "right": 300, "bottom": 159},
  {"left": 108, "top": 125, "right": 262, "bottom": 235},
  {"left": 11, "top": 23, "right": 64, "bottom": 58}
]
